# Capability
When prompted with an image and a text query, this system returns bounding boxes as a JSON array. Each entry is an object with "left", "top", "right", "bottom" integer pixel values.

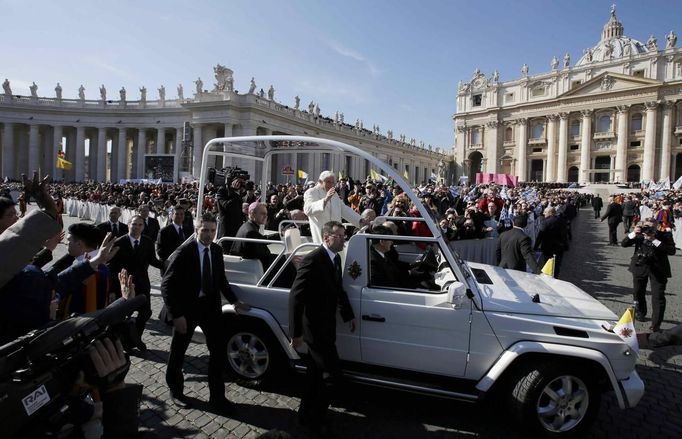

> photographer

[
  {"left": 216, "top": 176, "right": 246, "bottom": 239},
  {"left": 622, "top": 219, "right": 676, "bottom": 332}
]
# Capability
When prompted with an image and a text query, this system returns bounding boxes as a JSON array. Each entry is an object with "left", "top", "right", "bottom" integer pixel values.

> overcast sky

[{"left": 2, "top": 0, "right": 681, "bottom": 151}]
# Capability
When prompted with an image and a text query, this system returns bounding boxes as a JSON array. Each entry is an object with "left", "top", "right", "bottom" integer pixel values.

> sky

[{"left": 2, "top": 0, "right": 682, "bottom": 153}]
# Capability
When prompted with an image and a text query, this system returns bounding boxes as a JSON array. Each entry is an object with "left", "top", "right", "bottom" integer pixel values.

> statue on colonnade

[
  {"left": 315, "top": 104, "right": 320, "bottom": 117},
  {"left": 55, "top": 82, "right": 62, "bottom": 100},
  {"left": 140, "top": 86, "right": 147, "bottom": 104},
  {"left": 521, "top": 63, "right": 529, "bottom": 76},
  {"left": 78, "top": 85, "right": 85, "bottom": 100},
  {"left": 267, "top": 85, "right": 274, "bottom": 100},
  {"left": 294, "top": 95, "right": 300, "bottom": 109},
  {"left": 647, "top": 35, "right": 658, "bottom": 51},
  {"left": 195, "top": 77, "right": 203, "bottom": 95},
  {"left": 551, "top": 56, "right": 558, "bottom": 70},
  {"left": 308, "top": 101, "right": 314, "bottom": 113},
  {"left": 119, "top": 87, "right": 126, "bottom": 101},
  {"left": 2, "top": 79, "right": 11, "bottom": 96},
  {"left": 248, "top": 77, "right": 256, "bottom": 94},
  {"left": 666, "top": 30, "right": 677, "bottom": 49},
  {"left": 29, "top": 82, "right": 38, "bottom": 98},
  {"left": 177, "top": 84, "right": 183, "bottom": 101},
  {"left": 563, "top": 52, "right": 570, "bottom": 69},
  {"left": 491, "top": 70, "right": 499, "bottom": 82},
  {"left": 258, "top": 88, "right": 265, "bottom": 98},
  {"left": 99, "top": 84, "right": 106, "bottom": 101},
  {"left": 158, "top": 85, "right": 166, "bottom": 104},
  {"left": 340, "top": 112, "right": 344, "bottom": 124}
]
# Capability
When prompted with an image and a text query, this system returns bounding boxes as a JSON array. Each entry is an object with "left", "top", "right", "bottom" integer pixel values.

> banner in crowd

[
  {"left": 475, "top": 173, "right": 518, "bottom": 187},
  {"left": 118, "top": 178, "right": 163, "bottom": 185},
  {"left": 144, "top": 154, "right": 175, "bottom": 183}
]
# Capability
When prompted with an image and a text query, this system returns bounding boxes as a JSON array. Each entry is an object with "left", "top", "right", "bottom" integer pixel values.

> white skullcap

[{"left": 318, "top": 170, "right": 335, "bottom": 181}]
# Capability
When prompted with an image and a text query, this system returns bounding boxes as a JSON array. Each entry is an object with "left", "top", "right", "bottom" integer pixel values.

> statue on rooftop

[
  {"left": 551, "top": 56, "right": 558, "bottom": 70},
  {"left": 308, "top": 101, "right": 315, "bottom": 113},
  {"left": 339, "top": 112, "right": 344, "bottom": 124},
  {"left": 177, "top": 84, "right": 184, "bottom": 101},
  {"left": 55, "top": 82, "right": 62, "bottom": 100},
  {"left": 29, "top": 82, "right": 38, "bottom": 98},
  {"left": 647, "top": 34, "right": 658, "bottom": 51},
  {"left": 258, "top": 88, "right": 265, "bottom": 98},
  {"left": 119, "top": 87, "right": 126, "bottom": 101},
  {"left": 294, "top": 95, "right": 300, "bottom": 109},
  {"left": 563, "top": 52, "right": 570, "bottom": 69},
  {"left": 521, "top": 63, "right": 529, "bottom": 76},
  {"left": 158, "top": 85, "right": 166, "bottom": 102},
  {"left": 491, "top": 70, "right": 499, "bottom": 82},
  {"left": 248, "top": 77, "right": 256, "bottom": 94},
  {"left": 267, "top": 85, "right": 274, "bottom": 100},
  {"left": 2, "top": 78, "right": 11, "bottom": 96},
  {"left": 666, "top": 30, "right": 677, "bottom": 49},
  {"left": 99, "top": 84, "right": 106, "bottom": 101},
  {"left": 140, "top": 86, "right": 147, "bottom": 103},
  {"left": 78, "top": 85, "right": 85, "bottom": 100},
  {"left": 195, "top": 77, "right": 203, "bottom": 95}
]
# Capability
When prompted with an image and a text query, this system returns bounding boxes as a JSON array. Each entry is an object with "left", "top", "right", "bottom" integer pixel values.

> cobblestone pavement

[{"left": 51, "top": 206, "right": 682, "bottom": 438}]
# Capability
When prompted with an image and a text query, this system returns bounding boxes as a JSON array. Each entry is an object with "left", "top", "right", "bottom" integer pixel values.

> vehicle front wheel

[
  {"left": 225, "top": 322, "right": 283, "bottom": 387},
  {"left": 509, "top": 362, "right": 601, "bottom": 438}
]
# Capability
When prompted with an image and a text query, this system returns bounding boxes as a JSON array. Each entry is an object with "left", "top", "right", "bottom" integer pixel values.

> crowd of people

[{"left": 1, "top": 170, "right": 681, "bottom": 437}]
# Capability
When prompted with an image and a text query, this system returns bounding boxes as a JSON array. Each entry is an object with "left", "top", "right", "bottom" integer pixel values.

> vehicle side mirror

[{"left": 447, "top": 281, "right": 468, "bottom": 309}]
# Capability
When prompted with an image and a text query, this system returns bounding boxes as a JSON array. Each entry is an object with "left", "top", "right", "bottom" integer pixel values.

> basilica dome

[{"left": 575, "top": 7, "right": 649, "bottom": 67}]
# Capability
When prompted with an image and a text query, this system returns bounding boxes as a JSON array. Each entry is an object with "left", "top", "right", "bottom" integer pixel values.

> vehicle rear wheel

[
  {"left": 225, "top": 322, "right": 283, "bottom": 387},
  {"left": 509, "top": 362, "right": 600, "bottom": 438}
]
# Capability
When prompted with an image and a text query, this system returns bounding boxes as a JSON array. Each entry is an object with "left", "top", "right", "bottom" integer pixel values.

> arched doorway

[
  {"left": 594, "top": 156, "right": 611, "bottom": 182},
  {"left": 467, "top": 151, "right": 483, "bottom": 182},
  {"left": 530, "top": 159, "right": 544, "bottom": 182},
  {"left": 627, "top": 164, "right": 640, "bottom": 183},
  {"left": 568, "top": 166, "right": 579, "bottom": 183}
]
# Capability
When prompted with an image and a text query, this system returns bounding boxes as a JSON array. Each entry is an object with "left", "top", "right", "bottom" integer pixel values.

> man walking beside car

[
  {"left": 497, "top": 214, "right": 539, "bottom": 274},
  {"left": 289, "top": 221, "right": 356, "bottom": 435}
]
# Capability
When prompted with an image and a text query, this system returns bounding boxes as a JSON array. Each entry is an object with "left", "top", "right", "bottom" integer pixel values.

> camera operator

[
  {"left": 216, "top": 176, "right": 246, "bottom": 239},
  {"left": 621, "top": 219, "right": 676, "bottom": 332}
]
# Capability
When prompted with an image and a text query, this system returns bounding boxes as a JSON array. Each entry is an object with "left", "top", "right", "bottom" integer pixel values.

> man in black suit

[
  {"left": 368, "top": 225, "right": 418, "bottom": 289},
  {"left": 96, "top": 206, "right": 128, "bottom": 239},
  {"left": 162, "top": 213, "right": 250, "bottom": 412},
  {"left": 138, "top": 204, "right": 160, "bottom": 242},
  {"left": 591, "top": 194, "right": 603, "bottom": 219},
  {"left": 622, "top": 219, "right": 676, "bottom": 331},
  {"left": 290, "top": 221, "right": 356, "bottom": 434},
  {"left": 534, "top": 207, "right": 568, "bottom": 278},
  {"left": 109, "top": 215, "right": 163, "bottom": 351},
  {"left": 497, "top": 214, "right": 540, "bottom": 273},
  {"left": 600, "top": 196, "right": 623, "bottom": 245},
  {"left": 216, "top": 179, "right": 245, "bottom": 238},
  {"left": 156, "top": 205, "right": 193, "bottom": 273}
]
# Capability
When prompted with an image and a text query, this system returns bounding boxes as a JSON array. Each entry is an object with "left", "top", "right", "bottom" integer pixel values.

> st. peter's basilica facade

[{"left": 454, "top": 6, "right": 682, "bottom": 184}]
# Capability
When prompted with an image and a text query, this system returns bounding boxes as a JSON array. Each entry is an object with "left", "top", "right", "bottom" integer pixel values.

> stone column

[
  {"left": 223, "top": 124, "right": 233, "bottom": 168},
  {"left": 174, "top": 127, "right": 183, "bottom": 182},
  {"left": 454, "top": 126, "right": 466, "bottom": 179},
  {"left": 642, "top": 101, "right": 658, "bottom": 182},
  {"left": 556, "top": 113, "right": 569, "bottom": 182},
  {"left": 192, "top": 124, "right": 203, "bottom": 177},
  {"left": 28, "top": 124, "right": 40, "bottom": 175},
  {"left": 579, "top": 110, "right": 592, "bottom": 184},
  {"left": 546, "top": 115, "right": 558, "bottom": 182},
  {"left": 615, "top": 105, "right": 630, "bottom": 183},
  {"left": 136, "top": 129, "right": 147, "bottom": 179},
  {"left": 117, "top": 127, "right": 127, "bottom": 181},
  {"left": 52, "top": 125, "right": 63, "bottom": 180},
  {"left": 660, "top": 101, "right": 674, "bottom": 181},
  {"left": 96, "top": 128, "right": 106, "bottom": 181},
  {"left": 156, "top": 127, "right": 166, "bottom": 154},
  {"left": 485, "top": 121, "right": 499, "bottom": 174},
  {"left": 75, "top": 126, "right": 86, "bottom": 181},
  {"left": 515, "top": 119, "right": 528, "bottom": 182},
  {"left": 2, "top": 122, "right": 14, "bottom": 179}
]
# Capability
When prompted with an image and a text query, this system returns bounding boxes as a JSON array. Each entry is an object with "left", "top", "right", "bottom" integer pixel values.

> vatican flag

[
  {"left": 403, "top": 169, "right": 409, "bottom": 179},
  {"left": 613, "top": 308, "right": 639, "bottom": 353},
  {"left": 56, "top": 156, "right": 73, "bottom": 170},
  {"left": 541, "top": 256, "right": 555, "bottom": 277},
  {"left": 297, "top": 169, "right": 308, "bottom": 180}
]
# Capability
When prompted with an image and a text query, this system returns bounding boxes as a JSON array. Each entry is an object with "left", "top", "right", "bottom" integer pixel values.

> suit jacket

[
  {"left": 303, "top": 185, "right": 360, "bottom": 244},
  {"left": 289, "top": 246, "right": 354, "bottom": 348},
  {"left": 591, "top": 197, "right": 603, "bottom": 210},
  {"left": 156, "top": 223, "right": 193, "bottom": 265},
  {"left": 96, "top": 221, "right": 129, "bottom": 239},
  {"left": 621, "top": 231, "right": 676, "bottom": 278},
  {"left": 141, "top": 216, "right": 160, "bottom": 242},
  {"left": 601, "top": 202, "right": 623, "bottom": 225},
  {"left": 534, "top": 215, "right": 567, "bottom": 256},
  {"left": 161, "top": 239, "right": 238, "bottom": 321},
  {"left": 496, "top": 227, "right": 539, "bottom": 273},
  {"left": 369, "top": 246, "right": 415, "bottom": 289},
  {"left": 216, "top": 185, "right": 243, "bottom": 238},
  {"left": 109, "top": 235, "right": 163, "bottom": 296},
  {"left": 230, "top": 221, "right": 273, "bottom": 270}
]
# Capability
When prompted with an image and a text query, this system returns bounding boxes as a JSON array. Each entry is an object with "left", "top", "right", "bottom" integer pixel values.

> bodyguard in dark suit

[
  {"left": 600, "top": 196, "right": 623, "bottom": 245},
  {"left": 156, "top": 206, "right": 193, "bottom": 272},
  {"left": 162, "top": 213, "right": 250, "bottom": 412},
  {"left": 290, "top": 221, "right": 356, "bottom": 434},
  {"left": 138, "top": 204, "right": 160, "bottom": 242},
  {"left": 622, "top": 219, "right": 676, "bottom": 332},
  {"left": 368, "top": 225, "right": 417, "bottom": 289},
  {"left": 497, "top": 214, "right": 540, "bottom": 273},
  {"left": 534, "top": 207, "right": 568, "bottom": 278},
  {"left": 591, "top": 194, "right": 603, "bottom": 219},
  {"left": 108, "top": 215, "right": 163, "bottom": 350},
  {"left": 96, "top": 206, "right": 128, "bottom": 239}
]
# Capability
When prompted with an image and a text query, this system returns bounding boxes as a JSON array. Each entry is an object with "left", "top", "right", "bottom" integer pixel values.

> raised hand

[
  {"left": 22, "top": 172, "right": 57, "bottom": 218},
  {"left": 118, "top": 269, "right": 136, "bottom": 300},
  {"left": 89, "top": 232, "right": 119, "bottom": 268}
]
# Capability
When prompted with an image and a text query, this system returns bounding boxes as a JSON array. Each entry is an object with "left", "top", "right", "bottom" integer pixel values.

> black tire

[
  {"left": 509, "top": 362, "right": 601, "bottom": 438},
  {"left": 224, "top": 319, "right": 285, "bottom": 387}
]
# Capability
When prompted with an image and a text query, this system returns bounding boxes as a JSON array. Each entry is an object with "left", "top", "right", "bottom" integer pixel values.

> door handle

[{"left": 362, "top": 314, "right": 386, "bottom": 322}]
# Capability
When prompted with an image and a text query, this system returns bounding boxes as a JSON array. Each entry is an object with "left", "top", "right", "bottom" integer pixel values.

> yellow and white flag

[
  {"left": 403, "top": 169, "right": 409, "bottom": 179},
  {"left": 297, "top": 169, "right": 308, "bottom": 180},
  {"left": 613, "top": 308, "right": 638, "bottom": 353},
  {"left": 56, "top": 157, "right": 73, "bottom": 170},
  {"left": 541, "top": 257, "right": 554, "bottom": 277}
]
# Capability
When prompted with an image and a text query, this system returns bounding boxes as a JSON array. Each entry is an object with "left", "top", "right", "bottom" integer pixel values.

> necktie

[
  {"left": 112, "top": 223, "right": 118, "bottom": 235},
  {"left": 333, "top": 254, "right": 342, "bottom": 284},
  {"left": 202, "top": 248, "right": 212, "bottom": 296},
  {"left": 178, "top": 226, "right": 184, "bottom": 241},
  {"left": 133, "top": 239, "right": 139, "bottom": 252}
]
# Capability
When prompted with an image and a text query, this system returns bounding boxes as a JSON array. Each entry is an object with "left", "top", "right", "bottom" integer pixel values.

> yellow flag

[
  {"left": 370, "top": 168, "right": 378, "bottom": 181},
  {"left": 613, "top": 308, "right": 638, "bottom": 353},
  {"left": 403, "top": 169, "right": 409, "bottom": 179},
  {"left": 338, "top": 170, "right": 343, "bottom": 180},
  {"left": 541, "top": 257, "right": 554, "bottom": 277},
  {"left": 297, "top": 169, "right": 308, "bottom": 180},
  {"left": 57, "top": 157, "right": 73, "bottom": 170}
]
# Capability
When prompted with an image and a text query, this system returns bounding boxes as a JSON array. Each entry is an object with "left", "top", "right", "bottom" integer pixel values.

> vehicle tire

[
  {"left": 509, "top": 362, "right": 601, "bottom": 438},
  {"left": 225, "top": 320, "right": 285, "bottom": 387}
]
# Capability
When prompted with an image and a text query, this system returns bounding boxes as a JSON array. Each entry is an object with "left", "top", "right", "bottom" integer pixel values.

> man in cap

[{"left": 303, "top": 171, "right": 360, "bottom": 244}]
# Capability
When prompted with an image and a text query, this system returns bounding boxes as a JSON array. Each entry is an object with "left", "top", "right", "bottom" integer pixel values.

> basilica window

[
  {"left": 630, "top": 113, "right": 642, "bottom": 132},
  {"left": 530, "top": 85, "right": 546, "bottom": 97},
  {"left": 472, "top": 94, "right": 482, "bottom": 107},
  {"left": 471, "top": 128, "right": 482, "bottom": 145},
  {"left": 633, "top": 69, "right": 645, "bottom": 78},
  {"left": 504, "top": 127, "right": 513, "bottom": 142},
  {"left": 629, "top": 141, "right": 641, "bottom": 148},
  {"left": 597, "top": 115, "right": 612, "bottom": 133},
  {"left": 571, "top": 80, "right": 582, "bottom": 89},
  {"left": 504, "top": 93, "right": 515, "bottom": 103},
  {"left": 569, "top": 144, "right": 579, "bottom": 151},
  {"left": 531, "top": 122, "right": 545, "bottom": 139},
  {"left": 570, "top": 120, "right": 581, "bottom": 137}
]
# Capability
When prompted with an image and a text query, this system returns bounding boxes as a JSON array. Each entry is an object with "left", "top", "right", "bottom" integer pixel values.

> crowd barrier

[{"left": 64, "top": 199, "right": 170, "bottom": 229}]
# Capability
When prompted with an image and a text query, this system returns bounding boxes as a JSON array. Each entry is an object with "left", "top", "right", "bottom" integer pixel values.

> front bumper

[{"left": 617, "top": 370, "right": 645, "bottom": 409}]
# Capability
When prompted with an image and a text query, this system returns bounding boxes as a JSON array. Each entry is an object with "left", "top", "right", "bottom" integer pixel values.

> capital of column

[
  {"left": 580, "top": 109, "right": 592, "bottom": 118},
  {"left": 644, "top": 101, "right": 659, "bottom": 111},
  {"left": 616, "top": 105, "right": 631, "bottom": 114},
  {"left": 514, "top": 118, "right": 527, "bottom": 126},
  {"left": 486, "top": 120, "right": 501, "bottom": 129},
  {"left": 546, "top": 114, "right": 558, "bottom": 122},
  {"left": 456, "top": 125, "right": 467, "bottom": 133},
  {"left": 663, "top": 100, "right": 676, "bottom": 111},
  {"left": 558, "top": 112, "right": 569, "bottom": 120}
]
